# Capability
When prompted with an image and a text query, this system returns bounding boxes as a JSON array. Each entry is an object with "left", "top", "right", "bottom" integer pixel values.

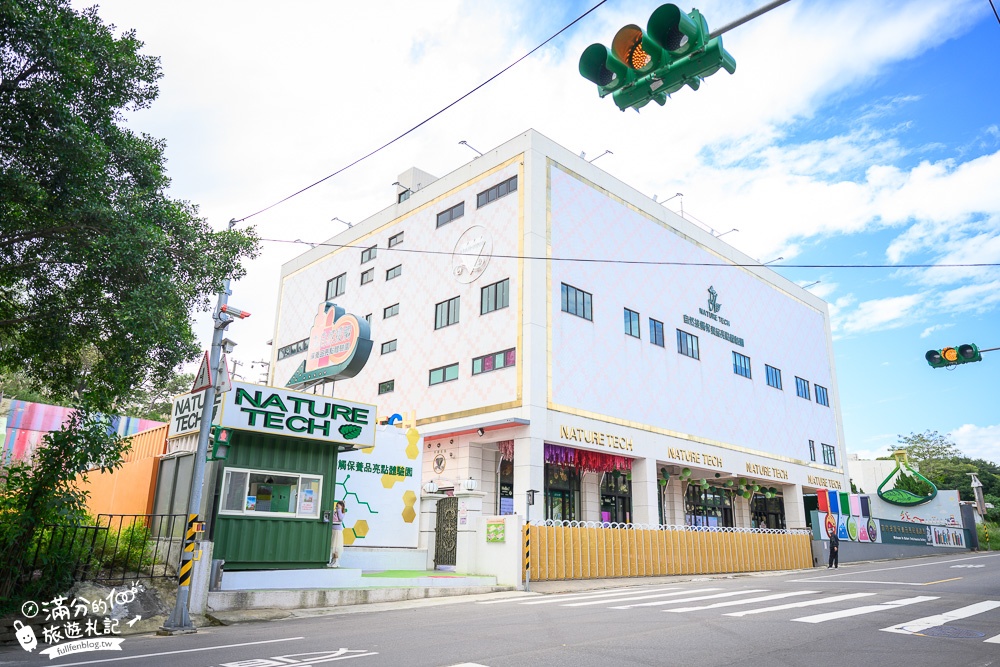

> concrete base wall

[
  {"left": 810, "top": 539, "right": 969, "bottom": 567},
  {"left": 338, "top": 547, "right": 428, "bottom": 570},
  {"left": 220, "top": 568, "right": 362, "bottom": 590},
  {"left": 206, "top": 585, "right": 509, "bottom": 612}
]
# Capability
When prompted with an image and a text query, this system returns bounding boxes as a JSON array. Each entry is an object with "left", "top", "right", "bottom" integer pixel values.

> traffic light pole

[{"left": 161, "top": 221, "right": 237, "bottom": 634}]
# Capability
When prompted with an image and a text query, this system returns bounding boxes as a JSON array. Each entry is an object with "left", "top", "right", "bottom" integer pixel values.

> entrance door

[
  {"left": 546, "top": 490, "right": 575, "bottom": 522},
  {"left": 434, "top": 496, "right": 458, "bottom": 568}
]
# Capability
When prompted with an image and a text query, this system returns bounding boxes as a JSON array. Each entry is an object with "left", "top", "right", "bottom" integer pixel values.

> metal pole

[
  {"left": 161, "top": 221, "right": 235, "bottom": 634},
  {"left": 708, "top": 0, "right": 794, "bottom": 40},
  {"left": 524, "top": 498, "right": 531, "bottom": 593}
]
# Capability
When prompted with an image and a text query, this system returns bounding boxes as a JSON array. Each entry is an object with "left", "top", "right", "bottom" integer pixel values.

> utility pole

[{"left": 161, "top": 219, "right": 247, "bottom": 634}]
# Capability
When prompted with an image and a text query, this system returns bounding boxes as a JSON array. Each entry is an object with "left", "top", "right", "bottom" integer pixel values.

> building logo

[
  {"left": 287, "top": 302, "right": 373, "bottom": 389},
  {"left": 707, "top": 286, "right": 722, "bottom": 314},
  {"left": 452, "top": 225, "right": 493, "bottom": 283},
  {"left": 433, "top": 453, "right": 447, "bottom": 474}
]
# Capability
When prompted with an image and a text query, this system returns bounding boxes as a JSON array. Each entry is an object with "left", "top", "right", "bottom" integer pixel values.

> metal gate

[{"left": 434, "top": 496, "right": 458, "bottom": 568}]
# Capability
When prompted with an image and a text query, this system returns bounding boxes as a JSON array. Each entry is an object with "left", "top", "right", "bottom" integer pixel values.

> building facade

[{"left": 270, "top": 130, "right": 849, "bottom": 530}]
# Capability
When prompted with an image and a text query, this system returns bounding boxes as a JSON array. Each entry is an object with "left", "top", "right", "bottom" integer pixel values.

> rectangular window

[
  {"left": 732, "top": 351, "right": 752, "bottom": 379},
  {"left": 477, "top": 176, "right": 517, "bottom": 208},
  {"left": 649, "top": 319, "right": 664, "bottom": 347},
  {"left": 277, "top": 338, "right": 309, "bottom": 361},
  {"left": 435, "top": 296, "right": 460, "bottom": 330},
  {"left": 624, "top": 308, "right": 640, "bottom": 338},
  {"left": 472, "top": 348, "right": 516, "bottom": 375},
  {"left": 381, "top": 339, "right": 397, "bottom": 355},
  {"left": 364, "top": 313, "right": 372, "bottom": 323},
  {"left": 429, "top": 363, "right": 459, "bottom": 386},
  {"left": 809, "top": 440, "right": 816, "bottom": 462},
  {"left": 481, "top": 278, "right": 510, "bottom": 315},
  {"left": 386, "top": 265, "right": 402, "bottom": 281},
  {"left": 360, "top": 268, "right": 374, "bottom": 285},
  {"left": 325, "top": 273, "right": 346, "bottom": 299},
  {"left": 822, "top": 443, "right": 837, "bottom": 467},
  {"left": 219, "top": 468, "right": 322, "bottom": 519},
  {"left": 383, "top": 303, "right": 399, "bottom": 319},
  {"left": 795, "top": 377, "right": 811, "bottom": 400},
  {"left": 388, "top": 232, "right": 404, "bottom": 248},
  {"left": 677, "top": 330, "right": 700, "bottom": 360},
  {"left": 398, "top": 189, "right": 410, "bottom": 203},
  {"left": 815, "top": 385, "right": 830, "bottom": 407},
  {"left": 765, "top": 364, "right": 782, "bottom": 389},
  {"left": 560, "top": 283, "right": 593, "bottom": 321},
  {"left": 360, "top": 245, "right": 377, "bottom": 264},
  {"left": 378, "top": 380, "right": 394, "bottom": 395},
  {"left": 436, "top": 202, "right": 465, "bottom": 228}
]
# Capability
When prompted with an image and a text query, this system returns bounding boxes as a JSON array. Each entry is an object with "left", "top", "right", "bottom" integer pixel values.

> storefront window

[
  {"left": 600, "top": 472, "right": 632, "bottom": 524},
  {"left": 751, "top": 494, "right": 785, "bottom": 529},
  {"left": 544, "top": 464, "right": 580, "bottom": 522},
  {"left": 497, "top": 458, "right": 514, "bottom": 515},
  {"left": 685, "top": 485, "right": 733, "bottom": 527},
  {"left": 220, "top": 467, "right": 323, "bottom": 519}
]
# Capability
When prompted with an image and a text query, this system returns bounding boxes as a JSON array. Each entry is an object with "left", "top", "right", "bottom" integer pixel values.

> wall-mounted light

[
  {"left": 458, "top": 140, "right": 483, "bottom": 157},
  {"left": 477, "top": 428, "right": 485, "bottom": 437}
]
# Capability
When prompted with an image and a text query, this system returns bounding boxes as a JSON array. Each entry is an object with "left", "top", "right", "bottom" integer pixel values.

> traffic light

[
  {"left": 578, "top": 3, "right": 736, "bottom": 111},
  {"left": 208, "top": 426, "right": 233, "bottom": 461},
  {"left": 925, "top": 343, "right": 982, "bottom": 368}
]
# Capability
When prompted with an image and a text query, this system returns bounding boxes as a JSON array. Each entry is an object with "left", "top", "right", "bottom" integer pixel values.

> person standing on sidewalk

[
  {"left": 328, "top": 501, "right": 347, "bottom": 567},
  {"left": 828, "top": 531, "right": 839, "bottom": 569}
]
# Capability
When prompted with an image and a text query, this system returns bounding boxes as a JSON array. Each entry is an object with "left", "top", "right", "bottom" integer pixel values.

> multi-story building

[{"left": 270, "top": 129, "right": 848, "bottom": 530}]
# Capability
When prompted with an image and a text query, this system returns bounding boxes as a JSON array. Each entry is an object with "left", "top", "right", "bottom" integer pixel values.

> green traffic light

[{"left": 579, "top": 3, "right": 737, "bottom": 112}]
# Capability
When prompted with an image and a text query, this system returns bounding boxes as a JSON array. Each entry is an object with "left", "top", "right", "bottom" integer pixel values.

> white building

[{"left": 270, "top": 129, "right": 848, "bottom": 530}]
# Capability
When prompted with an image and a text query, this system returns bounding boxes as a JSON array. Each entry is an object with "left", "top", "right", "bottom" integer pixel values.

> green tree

[
  {"left": 0, "top": 402, "right": 126, "bottom": 603},
  {"left": 122, "top": 371, "right": 194, "bottom": 421},
  {"left": 896, "top": 431, "right": 977, "bottom": 498},
  {"left": 0, "top": 0, "right": 259, "bottom": 407},
  {"left": 892, "top": 470, "right": 935, "bottom": 497}
]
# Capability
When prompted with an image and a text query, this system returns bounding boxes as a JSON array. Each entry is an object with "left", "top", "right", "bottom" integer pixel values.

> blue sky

[{"left": 77, "top": 0, "right": 1000, "bottom": 463}]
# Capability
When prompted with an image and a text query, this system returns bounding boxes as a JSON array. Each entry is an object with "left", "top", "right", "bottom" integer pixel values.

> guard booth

[{"left": 208, "top": 382, "right": 376, "bottom": 570}]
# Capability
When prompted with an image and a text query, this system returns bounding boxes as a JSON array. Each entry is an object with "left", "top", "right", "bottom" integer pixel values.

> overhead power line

[
  {"left": 233, "top": 0, "right": 610, "bottom": 224},
  {"left": 262, "top": 237, "right": 1000, "bottom": 269}
]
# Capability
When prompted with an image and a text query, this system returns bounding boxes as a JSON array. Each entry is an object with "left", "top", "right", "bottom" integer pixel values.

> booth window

[{"left": 220, "top": 467, "right": 322, "bottom": 519}]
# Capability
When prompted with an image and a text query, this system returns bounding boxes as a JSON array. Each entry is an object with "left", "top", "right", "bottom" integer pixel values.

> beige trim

[{"left": 416, "top": 400, "right": 523, "bottom": 426}]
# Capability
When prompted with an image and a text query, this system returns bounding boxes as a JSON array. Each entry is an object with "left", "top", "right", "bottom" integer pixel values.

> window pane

[
  {"left": 223, "top": 471, "right": 248, "bottom": 512},
  {"left": 430, "top": 369, "right": 442, "bottom": 384},
  {"left": 298, "top": 477, "right": 321, "bottom": 517},
  {"left": 445, "top": 364, "right": 458, "bottom": 381},
  {"left": 505, "top": 348, "right": 516, "bottom": 366}
]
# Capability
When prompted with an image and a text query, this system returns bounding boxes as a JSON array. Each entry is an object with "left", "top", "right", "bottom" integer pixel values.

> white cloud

[
  {"left": 921, "top": 324, "right": 954, "bottom": 338},
  {"left": 836, "top": 293, "right": 925, "bottom": 335},
  {"left": 949, "top": 423, "right": 1000, "bottom": 465}
]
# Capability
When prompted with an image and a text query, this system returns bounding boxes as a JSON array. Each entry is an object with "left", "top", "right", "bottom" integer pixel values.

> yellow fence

[{"left": 523, "top": 523, "right": 813, "bottom": 581}]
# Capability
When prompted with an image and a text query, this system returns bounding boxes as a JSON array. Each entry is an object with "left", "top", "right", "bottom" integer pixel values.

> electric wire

[
  {"left": 990, "top": 0, "right": 1000, "bottom": 26},
  {"left": 260, "top": 237, "right": 1000, "bottom": 269},
  {"left": 232, "top": 1, "right": 610, "bottom": 224}
]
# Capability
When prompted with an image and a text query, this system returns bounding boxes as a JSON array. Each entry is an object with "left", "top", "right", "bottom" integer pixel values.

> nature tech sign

[{"left": 218, "top": 381, "right": 376, "bottom": 448}]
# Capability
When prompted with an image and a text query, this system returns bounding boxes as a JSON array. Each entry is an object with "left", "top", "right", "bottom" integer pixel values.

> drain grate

[{"left": 917, "top": 625, "right": 986, "bottom": 639}]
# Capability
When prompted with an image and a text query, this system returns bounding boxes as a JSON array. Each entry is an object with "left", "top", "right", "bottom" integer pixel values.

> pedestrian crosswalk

[{"left": 478, "top": 585, "right": 1000, "bottom": 644}]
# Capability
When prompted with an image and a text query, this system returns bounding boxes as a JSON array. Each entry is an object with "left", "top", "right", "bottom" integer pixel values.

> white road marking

[
  {"left": 985, "top": 632, "right": 1000, "bottom": 644},
  {"left": 725, "top": 593, "right": 876, "bottom": 617},
  {"left": 477, "top": 586, "right": 643, "bottom": 604},
  {"left": 665, "top": 591, "right": 818, "bottom": 613},
  {"left": 564, "top": 588, "right": 718, "bottom": 607},
  {"left": 881, "top": 601, "right": 1000, "bottom": 635},
  {"left": 793, "top": 596, "right": 938, "bottom": 624},
  {"left": 518, "top": 587, "right": 680, "bottom": 605},
  {"left": 612, "top": 589, "right": 766, "bottom": 610},
  {"left": 789, "top": 553, "right": 1000, "bottom": 583},
  {"left": 43, "top": 636, "right": 304, "bottom": 666}
]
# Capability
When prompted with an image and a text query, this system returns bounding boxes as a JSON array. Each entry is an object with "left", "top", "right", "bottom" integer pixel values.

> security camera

[{"left": 220, "top": 338, "right": 237, "bottom": 354}]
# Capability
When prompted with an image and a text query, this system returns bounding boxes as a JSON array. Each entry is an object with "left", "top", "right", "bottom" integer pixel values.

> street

[{"left": 3, "top": 552, "right": 1000, "bottom": 667}]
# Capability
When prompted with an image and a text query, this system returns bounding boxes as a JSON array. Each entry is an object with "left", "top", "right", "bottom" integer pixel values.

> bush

[{"left": 98, "top": 521, "right": 156, "bottom": 575}]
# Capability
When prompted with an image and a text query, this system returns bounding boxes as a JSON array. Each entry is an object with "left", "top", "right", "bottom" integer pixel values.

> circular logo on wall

[
  {"left": 433, "top": 454, "right": 447, "bottom": 474},
  {"left": 452, "top": 226, "right": 493, "bottom": 283}
]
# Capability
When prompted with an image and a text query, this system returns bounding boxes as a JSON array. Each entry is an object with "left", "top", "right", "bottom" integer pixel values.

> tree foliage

[
  {"left": 0, "top": 402, "right": 126, "bottom": 601},
  {"left": 0, "top": 0, "right": 259, "bottom": 408},
  {"left": 894, "top": 431, "right": 999, "bottom": 502},
  {"left": 121, "top": 371, "right": 194, "bottom": 421}
]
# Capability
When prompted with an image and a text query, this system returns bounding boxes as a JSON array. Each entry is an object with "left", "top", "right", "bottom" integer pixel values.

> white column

[
  {"left": 419, "top": 493, "right": 446, "bottom": 570},
  {"left": 631, "top": 458, "right": 660, "bottom": 525},
  {"left": 580, "top": 471, "right": 600, "bottom": 522},
  {"left": 782, "top": 483, "right": 807, "bottom": 529},
  {"left": 455, "top": 490, "right": 487, "bottom": 574},
  {"left": 734, "top": 494, "right": 752, "bottom": 528},
  {"left": 663, "top": 480, "right": 685, "bottom": 525},
  {"left": 513, "top": 436, "right": 544, "bottom": 516}
]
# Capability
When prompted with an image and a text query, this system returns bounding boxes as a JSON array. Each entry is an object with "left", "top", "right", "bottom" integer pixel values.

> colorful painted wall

[{"left": 1, "top": 398, "right": 164, "bottom": 464}]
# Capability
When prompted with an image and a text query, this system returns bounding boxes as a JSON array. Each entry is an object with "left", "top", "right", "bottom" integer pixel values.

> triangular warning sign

[
  {"left": 191, "top": 351, "right": 212, "bottom": 393},
  {"left": 217, "top": 353, "right": 232, "bottom": 393}
]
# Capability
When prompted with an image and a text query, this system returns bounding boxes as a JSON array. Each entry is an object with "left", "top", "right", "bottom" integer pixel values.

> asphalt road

[{"left": 4, "top": 551, "right": 1000, "bottom": 667}]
